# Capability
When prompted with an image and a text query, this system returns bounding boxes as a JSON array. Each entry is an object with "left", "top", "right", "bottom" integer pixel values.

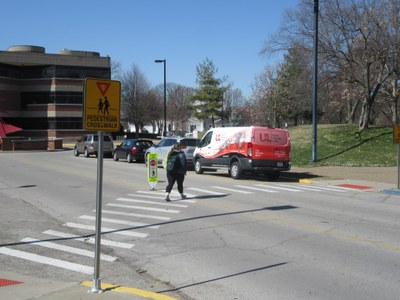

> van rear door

[{"left": 252, "top": 128, "right": 290, "bottom": 161}]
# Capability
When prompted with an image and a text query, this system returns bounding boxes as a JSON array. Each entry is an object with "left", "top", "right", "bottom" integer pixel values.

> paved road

[{"left": 1, "top": 150, "right": 400, "bottom": 299}]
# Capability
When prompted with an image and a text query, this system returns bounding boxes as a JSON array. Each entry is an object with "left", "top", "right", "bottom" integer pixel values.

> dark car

[{"left": 113, "top": 139, "right": 153, "bottom": 163}]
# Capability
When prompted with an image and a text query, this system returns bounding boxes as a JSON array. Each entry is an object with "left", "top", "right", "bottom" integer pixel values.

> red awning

[{"left": 0, "top": 118, "right": 23, "bottom": 138}]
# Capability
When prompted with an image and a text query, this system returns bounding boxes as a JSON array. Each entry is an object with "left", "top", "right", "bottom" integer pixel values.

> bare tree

[
  {"left": 152, "top": 84, "right": 167, "bottom": 134},
  {"left": 262, "top": 0, "right": 400, "bottom": 130},
  {"left": 221, "top": 87, "right": 246, "bottom": 126},
  {"left": 379, "top": 0, "right": 400, "bottom": 124},
  {"left": 320, "top": 0, "right": 392, "bottom": 130},
  {"left": 167, "top": 83, "right": 193, "bottom": 134},
  {"left": 121, "top": 64, "right": 156, "bottom": 136},
  {"left": 111, "top": 60, "right": 123, "bottom": 81},
  {"left": 250, "top": 65, "right": 279, "bottom": 127}
]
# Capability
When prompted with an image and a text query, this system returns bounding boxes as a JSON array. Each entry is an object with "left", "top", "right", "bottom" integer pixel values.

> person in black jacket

[{"left": 165, "top": 142, "right": 187, "bottom": 201}]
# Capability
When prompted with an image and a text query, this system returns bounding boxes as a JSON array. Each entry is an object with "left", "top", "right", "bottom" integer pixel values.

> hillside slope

[{"left": 288, "top": 125, "right": 396, "bottom": 167}]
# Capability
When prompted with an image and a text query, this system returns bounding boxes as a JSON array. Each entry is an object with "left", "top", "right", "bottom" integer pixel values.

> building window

[
  {"left": 21, "top": 92, "right": 54, "bottom": 108},
  {"left": 8, "top": 117, "right": 83, "bottom": 130}
]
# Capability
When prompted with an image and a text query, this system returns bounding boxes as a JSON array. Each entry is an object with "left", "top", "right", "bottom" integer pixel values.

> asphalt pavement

[{"left": 1, "top": 165, "right": 399, "bottom": 299}]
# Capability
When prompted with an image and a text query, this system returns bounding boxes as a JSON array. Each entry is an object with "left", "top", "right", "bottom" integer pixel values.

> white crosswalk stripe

[
  {"left": 123, "top": 196, "right": 189, "bottom": 208},
  {"left": 114, "top": 199, "right": 182, "bottom": 213},
  {"left": 187, "top": 187, "right": 227, "bottom": 195},
  {"left": 211, "top": 186, "right": 254, "bottom": 194},
  {"left": 64, "top": 222, "right": 149, "bottom": 238},
  {"left": 277, "top": 183, "right": 324, "bottom": 191},
  {"left": 107, "top": 203, "right": 180, "bottom": 214},
  {"left": 296, "top": 184, "right": 347, "bottom": 192},
  {"left": 234, "top": 185, "right": 278, "bottom": 193},
  {"left": 0, "top": 247, "right": 94, "bottom": 274},
  {"left": 255, "top": 184, "right": 303, "bottom": 192},
  {"left": 105, "top": 204, "right": 172, "bottom": 220},
  {"left": 101, "top": 208, "right": 171, "bottom": 221},
  {"left": 20, "top": 237, "right": 116, "bottom": 262},
  {"left": 79, "top": 215, "right": 160, "bottom": 229},
  {"left": 43, "top": 230, "right": 134, "bottom": 249},
  {"left": 136, "top": 190, "right": 198, "bottom": 202}
]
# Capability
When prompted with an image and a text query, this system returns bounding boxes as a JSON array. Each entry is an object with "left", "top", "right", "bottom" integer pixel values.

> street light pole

[
  {"left": 155, "top": 59, "right": 167, "bottom": 137},
  {"left": 311, "top": 0, "right": 319, "bottom": 163}
]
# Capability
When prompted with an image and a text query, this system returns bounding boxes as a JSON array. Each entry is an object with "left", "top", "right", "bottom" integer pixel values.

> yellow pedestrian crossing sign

[{"left": 84, "top": 78, "right": 121, "bottom": 131}]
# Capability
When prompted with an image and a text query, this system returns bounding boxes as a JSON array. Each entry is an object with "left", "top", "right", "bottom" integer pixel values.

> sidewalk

[
  {"left": 288, "top": 166, "right": 398, "bottom": 185},
  {"left": 0, "top": 271, "right": 177, "bottom": 300}
]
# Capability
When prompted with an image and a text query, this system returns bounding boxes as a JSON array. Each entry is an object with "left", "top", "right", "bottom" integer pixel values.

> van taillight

[{"left": 247, "top": 142, "right": 253, "bottom": 158}]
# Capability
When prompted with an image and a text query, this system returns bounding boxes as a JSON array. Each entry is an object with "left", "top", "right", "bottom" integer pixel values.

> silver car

[
  {"left": 74, "top": 134, "right": 114, "bottom": 158},
  {"left": 145, "top": 137, "right": 199, "bottom": 167}
]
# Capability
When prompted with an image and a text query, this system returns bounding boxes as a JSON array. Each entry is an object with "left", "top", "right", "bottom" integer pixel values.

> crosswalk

[{"left": 0, "top": 182, "right": 364, "bottom": 275}]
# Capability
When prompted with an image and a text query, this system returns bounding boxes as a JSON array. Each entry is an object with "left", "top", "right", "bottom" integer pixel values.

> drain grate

[{"left": 0, "top": 278, "right": 24, "bottom": 287}]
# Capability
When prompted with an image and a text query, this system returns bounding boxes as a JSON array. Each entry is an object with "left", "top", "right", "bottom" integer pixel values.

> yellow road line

[{"left": 81, "top": 281, "right": 178, "bottom": 300}]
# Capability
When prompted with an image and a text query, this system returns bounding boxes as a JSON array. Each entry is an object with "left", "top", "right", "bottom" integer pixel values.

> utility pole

[{"left": 311, "top": 0, "right": 319, "bottom": 162}]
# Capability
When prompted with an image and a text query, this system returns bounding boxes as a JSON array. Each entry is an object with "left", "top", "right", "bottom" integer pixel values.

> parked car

[
  {"left": 74, "top": 134, "right": 114, "bottom": 158},
  {"left": 113, "top": 139, "right": 153, "bottom": 163},
  {"left": 145, "top": 136, "right": 200, "bottom": 167}
]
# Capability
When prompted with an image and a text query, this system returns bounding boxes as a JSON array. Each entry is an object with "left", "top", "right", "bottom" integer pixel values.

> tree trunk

[
  {"left": 134, "top": 124, "right": 140, "bottom": 138},
  {"left": 391, "top": 100, "right": 398, "bottom": 124},
  {"left": 359, "top": 84, "right": 381, "bottom": 130},
  {"left": 346, "top": 99, "right": 359, "bottom": 124},
  {"left": 358, "top": 99, "right": 370, "bottom": 130}
]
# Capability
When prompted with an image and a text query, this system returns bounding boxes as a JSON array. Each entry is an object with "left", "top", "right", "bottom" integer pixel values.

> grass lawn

[{"left": 288, "top": 124, "right": 397, "bottom": 167}]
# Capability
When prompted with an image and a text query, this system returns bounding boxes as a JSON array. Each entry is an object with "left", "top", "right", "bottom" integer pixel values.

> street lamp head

[{"left": 154, "top": 59, "right": 165, "bottom": 63}]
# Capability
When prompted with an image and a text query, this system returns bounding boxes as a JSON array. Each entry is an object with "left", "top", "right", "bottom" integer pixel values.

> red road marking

[
  {"left": 336, "top": 183, "right": 372, "bottom": 190},
  {"left": 0, "top": 278, "right": 23, "bottom": 287}
]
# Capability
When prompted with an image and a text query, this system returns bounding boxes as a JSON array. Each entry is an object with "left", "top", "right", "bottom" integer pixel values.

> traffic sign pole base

[{"left": 89, "top": 278, "right": 103, "bottom": 293}]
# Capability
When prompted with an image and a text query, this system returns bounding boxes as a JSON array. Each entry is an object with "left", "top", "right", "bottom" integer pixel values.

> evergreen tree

[{"left": 188, "top": 58, "right": 228, "bottom": 128}]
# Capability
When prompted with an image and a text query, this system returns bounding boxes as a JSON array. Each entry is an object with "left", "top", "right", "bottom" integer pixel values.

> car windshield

[
  {"left": 181, "top": 139, "right": 199, "bottom": 147},
  {"left": 124, "top": 140, "right": 135, "bottom": 147},
  {"left": 157, "top": 138, "right": 177, "bottom": 147},
  {"left": 138, "top": 140, "right": 153, "bottom": 147}
]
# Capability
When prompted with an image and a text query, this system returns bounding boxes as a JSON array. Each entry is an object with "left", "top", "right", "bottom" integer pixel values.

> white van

[{"left": 193, "top": 126, "right": 291, "bottom": 179}]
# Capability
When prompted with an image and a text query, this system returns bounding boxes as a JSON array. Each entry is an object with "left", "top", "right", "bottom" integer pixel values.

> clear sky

[{"left": 2, "top": 0, "right": 299, "bottom": 98}]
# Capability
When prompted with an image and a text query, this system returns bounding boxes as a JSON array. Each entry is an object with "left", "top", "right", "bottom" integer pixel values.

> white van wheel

[
  {"left": 230, "top": 162, "right": 242, "bottom": 179},
  {"left": 194, "top": 159, "right": 204, "bottom": 174}
]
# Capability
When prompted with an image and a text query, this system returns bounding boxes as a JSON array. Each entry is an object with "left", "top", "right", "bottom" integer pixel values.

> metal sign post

[
  {"left": 397, "top": 144, "right": 400, "bottom": 190},
  {"left": 393, "top": 125, "right": 400, "bottom": 189},
  {"left": 91, "top": 130, "right": 104, "bottom": 293},
  {"left": 83, "top": 78, "right": 121, "bottom": 293}
]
